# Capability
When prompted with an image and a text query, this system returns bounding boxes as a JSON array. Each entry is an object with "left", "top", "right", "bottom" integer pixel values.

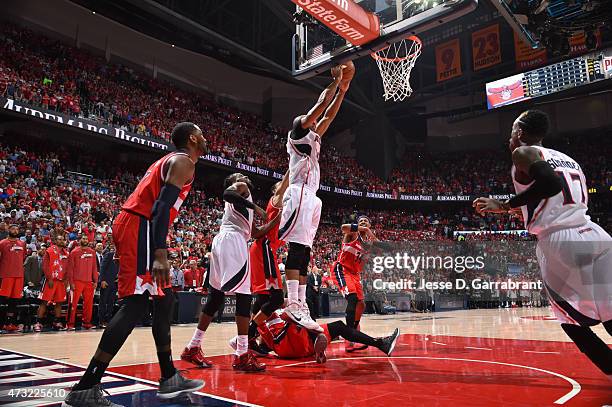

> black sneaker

[
  {"left": 62, "top": 384, "right": 123, "bottom": 406},
  {"left": 157, "top": 370, "right": 204, "bottom": 399},
  {"left": 378, "top": 328, "right": 400, "bottom": 356}
]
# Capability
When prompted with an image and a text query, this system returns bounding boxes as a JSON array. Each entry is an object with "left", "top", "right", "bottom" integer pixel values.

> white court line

[
  {"left": 524, "top": 350, "right": 561, "bottom": 354},
  {"left": 273, "top": 356, "right": 581, "bottom": 405},
  {"left": 0, "top": 348, "right": 263, "bottom": 407},
  {"left": 465, "top": 346, "right": 492, "bottom": 351},
  {"left": 431, "top": 341, "right": 447, "bottom": 346}
]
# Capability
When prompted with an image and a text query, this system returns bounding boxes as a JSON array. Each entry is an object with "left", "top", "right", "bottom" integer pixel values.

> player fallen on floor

[{"left": 230, "top": 310, "right": 400, "bottom": 363}]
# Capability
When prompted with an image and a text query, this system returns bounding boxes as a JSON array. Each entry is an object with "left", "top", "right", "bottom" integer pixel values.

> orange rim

[{"left": 370, "top": 35, "right": 422, "bottom": 63}]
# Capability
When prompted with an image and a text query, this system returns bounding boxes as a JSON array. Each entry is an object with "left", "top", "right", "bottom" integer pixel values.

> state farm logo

[{"left": 295, "top": 0, "right": 366, "bottom": 42}]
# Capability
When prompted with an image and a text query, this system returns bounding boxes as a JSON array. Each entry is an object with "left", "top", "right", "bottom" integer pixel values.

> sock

[
  {"left": 188, "top": 328, "right": 205, "bottom": 349},
  {"left": 287, "top": 280, "right": 299, "bottom": 304},
  {"left": 236, "top": 335, "right": 248, "bottom": 356},
  {"left": 298, "top": 285, "right": 306, "bottom": 304},
  {"left": 74, "top": 358, "right": 109, "bottom": 390},
  {"left": 157, "top": 350, "right": 176, "bottom": 380},
  {"left": 248, "top": 321, "right": 259, "bottom": 339}
]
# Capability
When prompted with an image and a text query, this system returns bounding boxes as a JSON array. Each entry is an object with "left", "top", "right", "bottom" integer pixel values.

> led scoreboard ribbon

[{"left": 486, "top": 48, "right": 611, "bottom": 109}]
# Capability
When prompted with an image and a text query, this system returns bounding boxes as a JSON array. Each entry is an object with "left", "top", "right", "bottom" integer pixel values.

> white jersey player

[
  {"left": 182, "top": 173, "right": 280, "bottom": 373},
  {"left": 280, "top": 62, "right": 354, "bottom": 332},
  {"left": 474, "top": 110, "right": 612, "bottom": 378}
]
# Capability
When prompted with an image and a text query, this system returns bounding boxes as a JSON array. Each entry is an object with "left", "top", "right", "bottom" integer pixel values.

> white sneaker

[{"left": 285, "top": 301, "right": 323, "bottom": 332}]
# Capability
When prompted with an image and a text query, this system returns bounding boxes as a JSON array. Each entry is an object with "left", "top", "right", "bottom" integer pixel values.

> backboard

[{"left": 293, "top": 0, "right": 478, "bottom": 79}]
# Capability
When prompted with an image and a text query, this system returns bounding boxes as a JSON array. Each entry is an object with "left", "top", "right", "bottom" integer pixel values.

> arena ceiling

[{"left": 69, "top": 0, "right": 612, "bottom": 126}]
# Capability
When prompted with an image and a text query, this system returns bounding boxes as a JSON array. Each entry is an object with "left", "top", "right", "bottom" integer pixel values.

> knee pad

[
  {"left": 286, "top": 242, "right": 307, "bottom": 271},
  {"left": 202, "top": 288, "right": 225, "bottom": 317},
  {"left": 235, "top": 294, "right": 252, "bottom": 318}
]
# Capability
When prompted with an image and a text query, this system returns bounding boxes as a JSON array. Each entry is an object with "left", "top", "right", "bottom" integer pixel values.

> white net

[{"left": 371, "top": 36, "right": 422, "bottom": 102}]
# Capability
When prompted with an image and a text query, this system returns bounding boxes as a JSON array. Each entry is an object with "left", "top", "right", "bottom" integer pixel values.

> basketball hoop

[{"left": 371, "top": 36, "right": 422, "bottom": 102}]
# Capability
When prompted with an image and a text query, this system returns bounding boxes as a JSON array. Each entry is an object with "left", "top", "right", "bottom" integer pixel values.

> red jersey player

[
  {"left": 331, "top": 215, "right": 377, "bottom": 352},
  {"left": 65, "top": 122, "right": 206, "bottom": 406},
  {"left": 35, "top": 232, "right": 69, "bottom": 332},
  {"left": 66, "top": 234, "right": 98, "bottom": 330},
  {"left": 231, "top": 310, "right": 399, "bottom": 363},
  {"left": 247, "top": 171, "right": 289, "bottom": 350},
  {"left": 0, "top": 224, "right": 27, "bottom": 332}
]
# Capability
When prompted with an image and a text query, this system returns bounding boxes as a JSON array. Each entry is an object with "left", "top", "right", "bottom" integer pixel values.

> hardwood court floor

[{"left": 0, "top": 307, "right": 610, "bottom": 406}]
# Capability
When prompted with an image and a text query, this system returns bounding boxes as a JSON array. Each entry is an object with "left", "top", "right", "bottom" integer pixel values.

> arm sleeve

[
  {"left": 150, "top": 184, "right": 181, "bottom": 250},
  {"left": 223, "top": 190, "right": 256, "bottom": 209},
  {"left": 508, "top": 161, "right": 563, "bottom": 208}
]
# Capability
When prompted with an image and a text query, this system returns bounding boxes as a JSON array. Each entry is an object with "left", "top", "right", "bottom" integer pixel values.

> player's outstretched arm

[
  {"left": 271, "top": 170, "right": 290, "bottom": 208},
  {"left": 299, "top": 66, "right": 343, "bottom": 130},
  {"left": 223, "top": 182, "right": 267, "bottom": 220},
  {"left": 150, "top": 155, "right": 195, "bottom": 287},
  {"left": 473, "top": 146, "right": 562, "bottom": 215},
  {"left": 252, "top": 212, "right": 281, "bottom": 239},
  {"left": 315, "top": 62, "right": 354, "bottom": 137}
]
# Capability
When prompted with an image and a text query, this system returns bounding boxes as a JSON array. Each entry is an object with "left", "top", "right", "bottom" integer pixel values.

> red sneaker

[
  {"left": 33, "top": 322, "right": 43, "bottom": 332},
  {"left": 180, "top": 346, "right": 213, "bottom": 368},
  {"left": 232, "top": 351, "right": 266, "bottom": 372}
]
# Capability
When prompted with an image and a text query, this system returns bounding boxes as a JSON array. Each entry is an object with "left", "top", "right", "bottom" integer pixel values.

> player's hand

[
  {"left": 472, "top": 197, "right": 509, "bottom": 215},
  {"left": 331, "top": 65, "right": 343, "bottom": 82},
  {"left": 101, "top": 281, "right": 108, "bottom": 289},
  {"left": 255, "top": 206, "right": 268, "bottom": 221},
  {"left": 28, "top": 281, "right": 34, "bottom": 287},
  {"left": 152, "top": 250, "right": 170, "bottom": 287}
]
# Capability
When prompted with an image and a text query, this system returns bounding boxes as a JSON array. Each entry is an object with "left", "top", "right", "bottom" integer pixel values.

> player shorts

[
  {"left": 113, "top": 210, "right": 166, "bottom": 299},
  {"left": 38, "top": 279, "right": 67, "bottom": 303},
  {"left": 209, "top": 231, "right": 250, "bottom": 295},
  {"left": 331, "top": 261, "right": 364, "bottom": 301},
  {"left": 0, "top": 277, "right": 23, "bottom": 299},
  {"left": 536, "top": 221, "right": 612, "bottom": 325},
  {"left": 250, "top": 238, "right": 282, "bottom": 295},
  {"left": 278, "top": 184, "right": 322, "bottom": 248}
]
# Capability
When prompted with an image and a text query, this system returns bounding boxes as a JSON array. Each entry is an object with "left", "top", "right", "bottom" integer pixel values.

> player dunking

[
  {"left": 64, "top": 123, "right": 206, "bottom": 406},
  {"left": 473, "top": 110, "right": 612, "bottom": 379},
  {"left": 331, "top": 215, "right": 377, "bottom": 352},
  {"left": 248, "top": 171, "right": 289, "bottom": 350},
  {"left": 279, "top": 62, "right": 354, "bottom": 332},
  {"left": 181, "top": 173, "right": 280, "bottom": 372}
]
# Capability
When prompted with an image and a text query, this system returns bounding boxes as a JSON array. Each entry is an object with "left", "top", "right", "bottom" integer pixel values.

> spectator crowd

[{"left": 1, "top": 22, "right": 611, "bottom": 197}]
